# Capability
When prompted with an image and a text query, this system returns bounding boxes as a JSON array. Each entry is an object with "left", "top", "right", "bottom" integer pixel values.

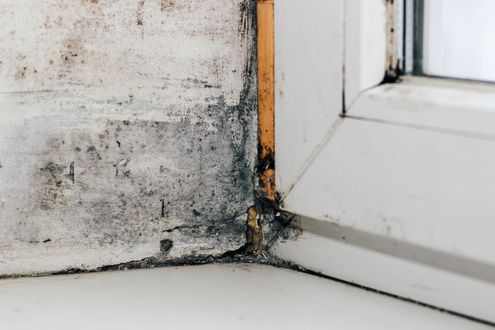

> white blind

[{"left": 423, "top": 0, "right": 495, "bottom": 82}]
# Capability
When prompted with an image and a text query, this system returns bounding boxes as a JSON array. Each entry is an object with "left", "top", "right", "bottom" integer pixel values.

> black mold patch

[
  {"left": 159, "top": 239, "right": 173, "bottom": 255},
  {"left": 137, "top": 0, "right": 146, "bottom": 26},
  {"left": 0, "top": 0, "right": 258, "bottom": 275},
  {"left": 239, "top": 0, "right": 256, "bottom": 41},
  {"left": 259, "top": 209, "right": 301, "bottom": 251},
  {"left": 21, "top": 100, "right": 255, "bottom": 250}
]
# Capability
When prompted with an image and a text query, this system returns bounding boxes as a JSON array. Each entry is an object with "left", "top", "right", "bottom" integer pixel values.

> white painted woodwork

[
  {"left": 351, "top": 76, "right": 495, "bottom": 137},
  {"left": 272, "top": 217, "right": 495, "bottom": 323},
  {"left": 275, "top": 0, "right": 495, "bottom": 322},
  {"left": 274, "top": 0, "right": 344, "bottom": 196},
  {"left": 344, "top": 0, "right": 387, "bottom": 109},
  {"left": 282, "top": 116, "right": 495, "bottom": 267}
]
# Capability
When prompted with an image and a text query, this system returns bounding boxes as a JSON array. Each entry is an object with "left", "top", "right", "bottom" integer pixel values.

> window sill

[
  {"left": 348, "top": 76, "right": 495, "bottom": 139},
  {"left": 0, "top": 263, "right": 489, "bottom": 329}
]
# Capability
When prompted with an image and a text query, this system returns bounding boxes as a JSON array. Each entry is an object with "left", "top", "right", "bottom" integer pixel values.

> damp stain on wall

[{"left": 0, "top": 0, "right": 257, "bottom": 276}]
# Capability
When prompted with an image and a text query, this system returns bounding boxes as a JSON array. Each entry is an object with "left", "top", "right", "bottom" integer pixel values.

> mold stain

[
  {"left": 137, "top": 0, "right": 145, "bottom": 26},
  {"left": 59, "top": 37, "right": 86, "bottom": 69},
  {"left": 159, "top": 239, "right": 173, "bottom": 255},
  {"left": 160, "top": 0, "right": 189, "bottom": 12},
  {"left": 1, "top": 0, "right": 259, "bottom": 272},
  {"left": 24, "top": 94, "right": 256, "bottom": 249},
  {"left": 38, "top": 161, "right": 73, "bottom": 210},
  {"left": 239, "top": 0, "right": 255, "bottom": 40},
  {"left": 43, "top": 8, "right": 102, "bottom": 81},
  {"left": 15, "top": 66, "right": 28, "bottom": 80}
]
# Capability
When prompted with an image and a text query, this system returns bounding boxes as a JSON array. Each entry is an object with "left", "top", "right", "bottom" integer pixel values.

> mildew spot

[
  {"left": 38, "top": 162, "right": 71, "bottom": 210},
  {"left": 160, "top": 0, "right": 189, "bottom": 12},
  {"left": 69, "top": 161, "right": 75, "bottom": 183},
  {"left": 137, "top": 0, "right": 145, "bottom": 26},
  {"left": 159, "top": 239, "right": 173, "bottom": 255},
  {"left": 15, "top": 66, "right": 28, "bottom": 79}
]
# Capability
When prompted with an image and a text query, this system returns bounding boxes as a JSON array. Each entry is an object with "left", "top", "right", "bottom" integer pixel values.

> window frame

[{"left": 274, "top": 0, "right": 495, "bottom": 323}]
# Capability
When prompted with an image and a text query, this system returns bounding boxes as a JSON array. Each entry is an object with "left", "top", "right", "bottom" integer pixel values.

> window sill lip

[
  {"left": 347, "top": 76, "right": 495, "bottom": 140},
  {"left": 413, "top": 72, "right": 495, "bottom": 86}
]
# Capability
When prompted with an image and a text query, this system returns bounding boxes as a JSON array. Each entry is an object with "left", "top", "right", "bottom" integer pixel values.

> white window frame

[{"left": 274, "top": 0, "right": 495, "bottom": 323}]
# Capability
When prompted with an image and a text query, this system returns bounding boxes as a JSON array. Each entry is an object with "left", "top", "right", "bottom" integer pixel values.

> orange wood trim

[{"left": 257, "top": 0, "right": 276, "bottom": 203}]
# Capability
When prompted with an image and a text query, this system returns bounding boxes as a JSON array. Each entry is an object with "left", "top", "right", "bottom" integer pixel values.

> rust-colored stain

[
  {"left": 257, "top": 0, "right": 275, "bottom": 203},
  {"left": 247, "top": 206, "right": 261, "bottom": 255}
]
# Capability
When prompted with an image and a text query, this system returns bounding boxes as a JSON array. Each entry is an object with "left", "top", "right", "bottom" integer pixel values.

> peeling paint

[{"left": 246, "top": 206, "right": 261, "bottom": 254}]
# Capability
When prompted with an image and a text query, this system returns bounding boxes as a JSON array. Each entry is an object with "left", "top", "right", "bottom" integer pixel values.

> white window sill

[
  {"left": 0, "top": 263, "right": 488, "bottom": 329},
  {"left": 348, "top": 76, "right": 495, "bottom": 138}
]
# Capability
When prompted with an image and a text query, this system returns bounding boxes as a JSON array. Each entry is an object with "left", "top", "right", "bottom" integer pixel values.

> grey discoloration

[
  {"left": 69, "top": 161, "right": 75, "bottom": 183},
  {"left": 0, "top": 0, "right": 257, "bottom": 276},
  {"left": 260, "top": 209, "right": 301, "bottom": 251}
]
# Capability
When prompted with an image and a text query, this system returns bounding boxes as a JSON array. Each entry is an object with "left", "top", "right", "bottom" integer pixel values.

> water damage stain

[
  {"left": 24, "top": 84, "right": 256, "bottom": 253},
  {"left": 1, "top": 0, "right": 258, "bottom": 273}
]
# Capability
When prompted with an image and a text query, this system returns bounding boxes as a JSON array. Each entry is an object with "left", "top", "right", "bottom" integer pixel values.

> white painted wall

[{"left": 0, "top": 0, "right": 257, "bottom": 276}]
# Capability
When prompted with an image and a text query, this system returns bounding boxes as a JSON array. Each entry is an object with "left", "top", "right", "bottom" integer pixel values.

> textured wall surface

[{"left": 0, "top": 0, "right": 257, "bottom": 276}]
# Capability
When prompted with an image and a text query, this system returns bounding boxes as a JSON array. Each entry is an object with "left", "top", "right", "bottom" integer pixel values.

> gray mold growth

[{"left": 0, "top": 0, "right": 257, "bottom": 276}]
